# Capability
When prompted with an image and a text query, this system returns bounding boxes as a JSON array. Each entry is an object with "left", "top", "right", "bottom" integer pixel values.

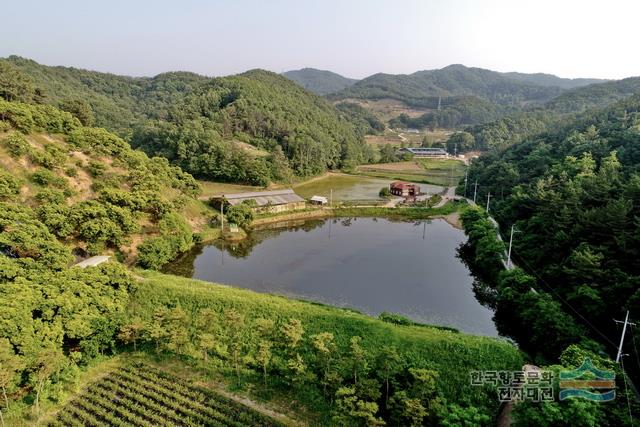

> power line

[
  {"left": 621, "top": 356, "right": 634, "bottom": 425},
  {"left": 630, "top": 325, "right": 640, "bottom": 374},
  {"left": 510, "top": 248, "right": 617, "bottom": 348}
]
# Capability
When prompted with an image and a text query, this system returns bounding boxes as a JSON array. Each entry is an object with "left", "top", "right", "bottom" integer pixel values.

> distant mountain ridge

[
  {"left": 330, "top": 64, "right": 568, "bottom": 107},
  {"left": 282, "top": 68, "right": 357, "bottom": 95},
  {"left": 501, "top": 71, "right": 608, "bottom": 89}
]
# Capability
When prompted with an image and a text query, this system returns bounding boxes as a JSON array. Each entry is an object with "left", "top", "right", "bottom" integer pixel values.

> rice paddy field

[
  {"left": 293, "top": 173, "right": 442, "bottom": 201},
  {"left": 49, "top": 363, "right": 285, "bottom": 427},
  {"left": 356, "top": 158, "right": 466, "bottom": 186}
]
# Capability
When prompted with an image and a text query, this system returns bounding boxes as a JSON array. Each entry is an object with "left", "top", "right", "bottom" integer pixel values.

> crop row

[
  {"left": 50, "top": 364, "right": 284, "bottom": 427},
  {"left": 118, "top": 366, "right": 275, "bottom": 426},
  {"left": 122, "top": 365, "right": 282, "bottom": 426}
]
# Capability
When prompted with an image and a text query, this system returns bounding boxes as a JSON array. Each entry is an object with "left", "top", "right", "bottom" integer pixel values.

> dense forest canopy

[
  {"left": 0, "top": 56, "right": 373, "bottom": 184},
  {"left": 544, "top": 76, "right": 640, "bottom": 114},
  {"left": 463, "top": 94, "right": 640, "bottom": 363}
]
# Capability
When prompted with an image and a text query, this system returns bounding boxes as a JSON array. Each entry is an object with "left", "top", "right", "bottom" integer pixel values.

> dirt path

[{"left": 196, "top": 382, "right": 306, "bottom": 427}]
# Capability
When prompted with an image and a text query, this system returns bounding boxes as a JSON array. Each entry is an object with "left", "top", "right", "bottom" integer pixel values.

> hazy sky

[{"left": 2, "top": 0, "right": 639, "bottom": 79}]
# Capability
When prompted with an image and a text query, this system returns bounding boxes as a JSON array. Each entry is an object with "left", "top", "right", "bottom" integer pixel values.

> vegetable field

[{"left": 49, "top": 364, "right": 284, "bottom": 427}]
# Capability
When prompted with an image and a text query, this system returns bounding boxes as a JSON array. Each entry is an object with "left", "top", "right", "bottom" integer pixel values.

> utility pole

[
  {"left": 486, "top": 192, "right": 491, "bottom": 212},
  {"left": 221, "top": 202, "right": 224, "bottom": 232},
  {"left": 615, "top": 311, "right": 636, "bottom": 363},
  {"left": 507, "top": 224, "right": 520, "bottom": 269},
  {"left": 473, "top": 180, "right": 478, "bottom": 204},
  {"left": 464, "top": 169, "right": 468, "bottom": 197},
  {"left": 330, "top": 189, "right": 333, "bottom": 207}
]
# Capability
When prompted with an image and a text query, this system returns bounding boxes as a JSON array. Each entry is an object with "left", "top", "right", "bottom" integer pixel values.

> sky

[{"left": 2, "top": 0, "right": 639, "bottom": 80}]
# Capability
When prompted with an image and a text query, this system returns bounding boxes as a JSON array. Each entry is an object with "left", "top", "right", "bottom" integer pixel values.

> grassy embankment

[{"left": 126, "top": 269, "right": 523, "bottom": 423}]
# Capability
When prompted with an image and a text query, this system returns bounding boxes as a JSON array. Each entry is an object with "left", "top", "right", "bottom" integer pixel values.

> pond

[{"left": 165, "top": 217, "right": 498, "bottom": 336}]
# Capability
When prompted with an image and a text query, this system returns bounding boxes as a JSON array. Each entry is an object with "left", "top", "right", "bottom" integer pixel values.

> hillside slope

[
  {"left": 283, "top": 68, "right": 357, "bottom": 95},
  {"left": 0, "top": 99, "right": 212, "bottom": 265},
  {"left": 464, "top": 94, "right": 640, "bottom": 359},
  {"left": 0, "top": 56, "right": 372, "bottom": 184},
  {"left": 545, "top": 75, "right": 640, "bottom": 113}
]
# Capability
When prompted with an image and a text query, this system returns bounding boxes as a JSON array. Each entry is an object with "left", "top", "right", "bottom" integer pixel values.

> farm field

[
  {"left": 365, "top": 128, "right": 451, "bottom": 147},
  {"left": 293, "top": 172, "right": 442, "bottom": 201},
  {"left": 337, "top": 98, "right": 429, "bottom": 122},
  {"left": 198, "top": 180, "right": 268, "bottom": 199},
  {"left": 49, "top": 363, "right": 286, "bottom": 427},
  {"left": 356, "top": 158, "right": 466, "bottom": 186}
]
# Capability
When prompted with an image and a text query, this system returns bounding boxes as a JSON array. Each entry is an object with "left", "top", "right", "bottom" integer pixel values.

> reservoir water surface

[{"left": 165, "top": 217, "right": 497, "bottom": 336}]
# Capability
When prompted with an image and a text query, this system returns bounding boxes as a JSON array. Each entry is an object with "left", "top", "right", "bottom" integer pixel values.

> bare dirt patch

[
  {"left": 358, "top": 161, "right": 424, "bottom": 173},
  {"left": 337, "top": 98, "right": 430, "bottom": 121}
]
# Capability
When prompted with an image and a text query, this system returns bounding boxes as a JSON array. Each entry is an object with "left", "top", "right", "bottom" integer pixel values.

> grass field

[
  {"left": 356, "top": 158, "right": 466, "bottom": 186},
  {"left": 198, "top": 180, "right": 268, "bottom": 198},
  {"left": 49, "top": 363, "right": 285, "bottom": 427},
  {"left": 129, "top": 269, "right": 522, "bottom": 409}
]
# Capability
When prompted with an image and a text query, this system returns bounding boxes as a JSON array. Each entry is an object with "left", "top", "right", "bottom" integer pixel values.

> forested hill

[
  {"left": 0, "top": 99, "right": 209, "bottom": 268},
  {"left": 501, "top": 71, "right": 607, "bottom": 89},
  {"left": 0, "top": 56, "right": 372, "bottom": 184},
  {"left": 464, "top": 94, "right": 640, "bottom": 366},
  {"left": 282, "top": 68, "right": 357, "bottom": 95},
  {"left": 330, "top": 64, "right": 565, "bottom": 107},
  {"left": 544, "top": 75, "right": 640, "bottom": 113}
]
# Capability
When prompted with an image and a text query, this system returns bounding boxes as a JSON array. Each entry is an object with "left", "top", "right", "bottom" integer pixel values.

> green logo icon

[{"left": 559, "top": 358, "right": 615, "bottom": 402}]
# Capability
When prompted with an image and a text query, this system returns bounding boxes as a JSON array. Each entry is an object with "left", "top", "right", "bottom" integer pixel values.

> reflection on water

[{"left": 165, "top": 218, "right": 498, "bottom": 336}]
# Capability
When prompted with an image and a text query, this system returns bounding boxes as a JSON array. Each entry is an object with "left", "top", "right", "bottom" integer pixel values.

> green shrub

[
  {"left": 29, "top": 149, "right": 56, "bottom": 169},
  {"left": 30, "top": 168, "right": 67, "bottom": 189},
  {"left": 29, "top": 144, "right": 66, "bottom": 169},
  {"left": 3, "top": 132, "right": 31, "bottom": 157},
  {"left": 137, "top": 213, "right": 193, "bottom": 270},
  {"left": 34, "top": 188, "right": 67, "bottom": 204},
  {"left": 87, "top": 160, "right": 107, "bottom": 178},
  {"left": 64, "top": 166, "right": 78, "bottom": 177},
  {"left": 137, "top": 237, "right": 175, "bottom": 270},
  {"left": 0, "top": 169, "right": 21, "bottom": 200},
  {"left": 226, "top": 201, "right": 255, "bottom": 228},
  {"left": 379, "top": 187, "right": 391, "bottom": 198}
]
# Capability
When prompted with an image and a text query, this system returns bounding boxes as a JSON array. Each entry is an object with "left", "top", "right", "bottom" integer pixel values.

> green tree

[
  {"left": 118, "top": 318, "right": 145, "bottom": 351},
  {"left": 348, "top": 336, "right": 368, "bottom": 385},
  {"left": 255, "top": 340, "right": 272, "bottom": 385},
  {"left": 375, "top": 345, "right": 402, "bottom": 407},
  {"left": 333, "top": 386, "right": 385, "bottom": 426},
  {"left": 0, "top": 62, "right": 37, "bottom": 102},
  {"left": 388, "top": 391, "right": 426, "bottom": 427},
  {"left": 226, "top": 202, "right": 255, "bottom": 228},
  {"left": 165, "top": 305, "right": 190, "bottom": 354},
  {"left": 146, "top": 307, "right": 169, "bottom": 353},
  {"left": 446, "top": 131, "right": 475, "bottom": 153},
  {"left": 198, "top": 333, "right": 216, "bottom": 364},
  {"left": 28, "top": 346, "right": 67, "bottom": 416},
  {"left": 281, "top": 318, "right": 304, "bottom": 352},
  {"left": 311, "top": 332, "right": 339, "bottom": 397},
  {"left": 59, "top": 98, "right": 95, "bottom": 126},
  {"left": 0, "top": 339, "right": 24, "bottom": 412},
  {"left": 224, "top": 309, "right": 246, "bottom": 379}
]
